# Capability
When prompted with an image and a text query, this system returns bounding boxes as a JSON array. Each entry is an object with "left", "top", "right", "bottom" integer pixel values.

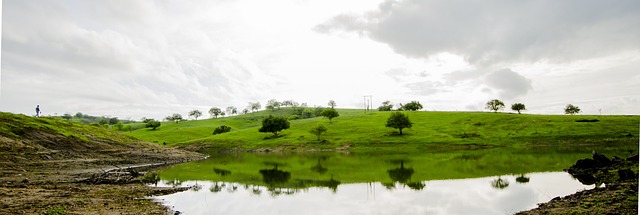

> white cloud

[{"left": 1, "top": 0, "right": 638, "bottom": 119}]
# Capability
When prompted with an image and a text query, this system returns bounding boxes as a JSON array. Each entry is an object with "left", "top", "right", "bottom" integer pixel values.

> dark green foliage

[
  {"left": 209, "top": 107, "right": 223, "bottom": 118},
  {"left": 165, "top": 113, "right": 183, "bottom": 123},
  {"left": 511, "top": 103, "right": 526, "bottom": 114},
  {"left": 486, "top": 99, "right": 505, "bottom": 113},
  {"left": 491, "top": 177, "right": 510, "bottom": 189},
  {"left": 108, "top": 117, "right": 119, "bottom": 125},
  {"left": 189, "top": 110, "right": 203, "bottom": 120},
  {"left": 401, "top": 101, "right": 423, "bottom": 111},
  {"left": 378, "top": 100, "right": 394, "bottom": 111},
  {"left": 146, "top": 120, "right": 161, "bottom": 130},
  {"left": 309, "top": 124, "right": 328, "bottom": 140},
  {"left": 301, "top": 109, "right": 314, "bottom": 119},
  {"left": 386, "top": 112, "right": 413, "bottom": 135},
  {"left": 61, "top": 114, "right": 72, "bottom": 121},
  {"left": 259, "top": 115, "right": 290, "bottom": 137},
  {"left": 213, "top": 125, "right": 232, "bottom": 135},
  {"left": 576, "top": 119, "right": 599, "bottom": 122},
  {"left": 288, "top": 114, "right": 301, "bottom": 120},
  {"left": 565, "top": 104, "right": 581, "bottom": 115},
  {"left": 320, "top": 108, "right": 339, "bottom": 123}
]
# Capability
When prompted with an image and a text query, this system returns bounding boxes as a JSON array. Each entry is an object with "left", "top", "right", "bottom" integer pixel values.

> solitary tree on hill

[
  {"left": 209, "top": 107, "right": 223, "bottom": 118},
  {"left": 401, "top": 101, "right": 423, "bottom": 111},
  {"left": 189, "top": 110, "right": 203, "bottom": 120},
  {"left": 486, "top": 99, "right": 505, "bottom": 113},
  {"left": 259, "top": 115, "right": 290, "bottom": 137},
  {"left": 564, "top": 104, "right": 581, "bottom": 115},
  {"left": 146, "top": 120, "right": 161, "bottom": 130},
  {"left": 165, "top": 113, "right": 183, "bottom": 123},
  {"left": 266, "top": 99, "right": 281, "bottom": 110},
  {"left": 320, "top": 108, "right": 340, "bottom": 123},
  {"left": 386, "top": 112, "right": 413, "bottom": 135},
  {"left": 328, "top": 100, "right": 337, "bottom": 109},
  {"left": 309, "top": 124, "right": 328, "bottom": 141},
  {"left": 511, "top": 103, "right": 526, "bottom": 114},
  {"left": 250, "top": 102, "right": 262, "bottom": 112},
  {"left": 378, "top": 100, "right": 394, "bottom": 111}
]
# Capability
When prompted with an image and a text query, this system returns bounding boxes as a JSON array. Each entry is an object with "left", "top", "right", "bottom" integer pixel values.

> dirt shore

[{"left": 0, "top": 148, "right": 204, "bottom": 215}]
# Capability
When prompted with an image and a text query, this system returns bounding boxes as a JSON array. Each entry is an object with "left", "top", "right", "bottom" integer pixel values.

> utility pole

[{"left": 363, "top": 95, "right": 372, "bottom": 113}]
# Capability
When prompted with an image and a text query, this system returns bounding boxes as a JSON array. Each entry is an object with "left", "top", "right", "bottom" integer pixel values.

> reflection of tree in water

[
  {"left": 515, "top": 174, "right": 530, "bottom": 184},
  {"left": 310, "top": 158, "right": 328, "bottom": 174},
  {"left": 316, "top": 175, "right": 340, "bottom": 193},
  {"left": 191, "top": 182, "right": 203, "bottom": 192},
  {"left": 165, "top": 178, "right": 184, "bottom": 188},
  {"left": 491, "top": 177, "right": 510, "bottom": 189},
  {"left": 214, "top": 168, "right": 231, "bottom": 176},
  {"left": 259, "top": 165, "right": 291, "bottom": 185},
  {"left": 386, "top": 160, "right": 425, "bottom": 191},
  {"left": 210, "top": 182, "right": 224, "bottom": 193}
]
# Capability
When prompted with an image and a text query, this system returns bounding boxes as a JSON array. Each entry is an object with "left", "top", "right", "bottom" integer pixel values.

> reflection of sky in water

[{"left": 154, "top": 172, "right": 592, "bottom": 215}]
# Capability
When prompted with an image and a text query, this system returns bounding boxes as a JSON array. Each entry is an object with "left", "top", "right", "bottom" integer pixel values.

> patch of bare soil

[{"left": 0, "top": 129, "right": 205, "bottom": 214}]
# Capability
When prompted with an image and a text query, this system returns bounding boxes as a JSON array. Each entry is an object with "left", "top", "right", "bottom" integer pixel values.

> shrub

[
  {"left": 288, "top": 114, "right": 301, "bottom": 120},
  {"left": 213, "top": 125, "right": 232, "bottom": 135}
]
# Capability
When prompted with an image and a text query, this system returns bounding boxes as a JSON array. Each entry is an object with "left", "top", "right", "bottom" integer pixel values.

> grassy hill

[
  {"left": 124, "top": 108, "right": 639, "bottom": 153},
  {"left": 0, "top": 112, "right": 202, "bottom": 166}
]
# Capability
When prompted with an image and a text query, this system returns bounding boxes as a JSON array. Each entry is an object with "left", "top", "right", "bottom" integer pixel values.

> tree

[
  {"left": 165, "top": 113, "right": 183, "bottom": 123},
  {"left": 114, "top": 122, "right": 124, "bottom": 131},
  {"left": 386, "top": 112, "right": 412, "bottom": 135},
  {"left": 242, "top": 108, "right": 249, "bottom": 115},
  {"left": 189, "top": 110, "right": 203, "bottom": 120},
  {"left": 486, "top": 99, "right": 505, "bottom": 113},
  {"left": 320, "top": 108, "right": 339, "bottom": 123},
  {"left": 109, "top": 117, "right": 119, "bottom": 125},
  {"left": 309, "top": 124, "right": 328, "bottom": 141},
  {"left": 378, "top": 100, "right": 394, "bottom": 111},
  {"left": 226, "top": 106, "right": 237, "bottom": 116},
  {"left": 401, "top": 101, "right": 423, "bottom": 111},
  {"left": 146, "top": 120, "right": 161, "bottom": 130},
  {"left": 328, "top": 100, "right": 337, "bottom": 109},
  {"left": 565, "top": 104, "right": 581, "bottom": 115},
  {"left": 511, "top": 103, "right": 526, "bottom": 114},
  {"left": 250, "top": 102, "right": 262, "bottom": 112},
  {"left": 258, "top": 115, "right": 290, "bottom": 137},
  {"left": 209, "top": 107, "right": 223, "bottom": 118},
  {"left": 266, "top": 99, "right": 281, "bottom": 110},
  {"left": 62, "top": 113, "right": 73, "bottom": 121}
]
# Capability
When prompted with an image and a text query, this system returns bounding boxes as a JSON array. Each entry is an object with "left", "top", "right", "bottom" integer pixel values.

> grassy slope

[
  {"left": 0, "top": 112, "right": 202, "bottom": 164},
  {"left": 125, "top": 108, "right": 639, "bottom": 152}
]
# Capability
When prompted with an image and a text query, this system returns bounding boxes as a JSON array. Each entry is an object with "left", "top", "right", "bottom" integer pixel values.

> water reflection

[
  {"left": 386, "top": 160, "right": 425, "bottom": 191},
  {"left": 154, "top": 172, "right": 593, "bottom": 215},
  {"left": 153, "top": 148, "right": 635, "bottom": 214}
]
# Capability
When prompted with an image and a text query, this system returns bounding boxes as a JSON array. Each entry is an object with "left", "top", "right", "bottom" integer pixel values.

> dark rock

[
  {"left": 618, "top": 169, "right": 635, "bottom": 181},
  {"left": 626, "top": 154, "right": 638, "bottom": 161},
  {"left": 611, "top": 156, "right": 623, "bottom": 163},
  {"left": 592, "top": 151, "right": 611, "bottom": 166}
]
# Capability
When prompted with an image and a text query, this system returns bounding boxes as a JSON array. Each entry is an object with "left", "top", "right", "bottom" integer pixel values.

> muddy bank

[
  {"left": 517, "top": 152, "right": 638, "bottom": 215},
  {"left": 0, "top": 113, "right": 206, "bottom": 214}
]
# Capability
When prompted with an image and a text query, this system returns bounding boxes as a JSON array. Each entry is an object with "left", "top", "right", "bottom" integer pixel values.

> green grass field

[{"left": 124, "top": 108, "right": 639, "bottom": 153}]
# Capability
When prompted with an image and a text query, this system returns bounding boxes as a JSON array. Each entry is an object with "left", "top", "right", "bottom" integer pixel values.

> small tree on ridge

[
  {"left": 486, "top": 99, "right": 505, "bottom": 113},
  {"left": 511, "top": 103, "right": 526, "bottom": 114},
  {"left": 386, "top": 112, "right": 413, "bottom": 135}
]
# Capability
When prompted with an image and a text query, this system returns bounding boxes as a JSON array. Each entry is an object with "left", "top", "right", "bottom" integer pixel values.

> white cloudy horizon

[{"left": 1, "top": 0, "right": 639, "bottom": 120}]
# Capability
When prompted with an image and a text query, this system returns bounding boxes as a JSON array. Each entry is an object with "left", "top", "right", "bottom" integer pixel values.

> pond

[{"left": 152, "top": 147, "right": 630, "bottom": 215}]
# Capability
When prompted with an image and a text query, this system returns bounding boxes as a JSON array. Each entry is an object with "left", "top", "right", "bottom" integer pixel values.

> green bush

[
  {"left": 213, "top": 125, "right": 232, "bottom": 135},
  {"left": 288, "top": 114, "right": 301, "bottom": 120}
]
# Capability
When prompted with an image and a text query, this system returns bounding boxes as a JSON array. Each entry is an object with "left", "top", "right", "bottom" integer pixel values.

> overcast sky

[{"left": 2, "top": 0, "right": 639, "bottom": 120}]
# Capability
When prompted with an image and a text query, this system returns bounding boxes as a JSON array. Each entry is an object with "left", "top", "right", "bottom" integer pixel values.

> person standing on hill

[{"left": 35, "top": 105, "right": 41, "bottom": 117}]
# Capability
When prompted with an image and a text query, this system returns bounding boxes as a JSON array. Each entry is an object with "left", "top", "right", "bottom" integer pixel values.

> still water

[{"left": 152, "top": 149, "right": 610, "bottom": 215}]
